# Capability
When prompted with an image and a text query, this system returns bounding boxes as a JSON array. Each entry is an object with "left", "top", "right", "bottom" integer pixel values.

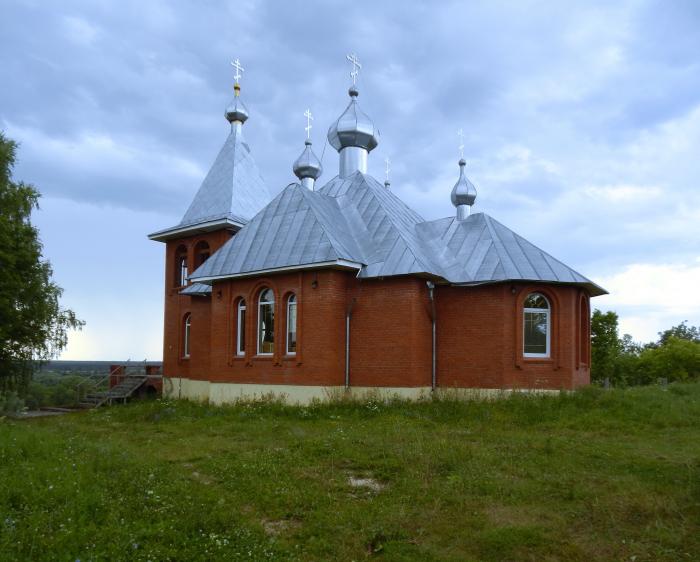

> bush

[{"left": 0, "top": 391, "right": 25, "bottom": 415}]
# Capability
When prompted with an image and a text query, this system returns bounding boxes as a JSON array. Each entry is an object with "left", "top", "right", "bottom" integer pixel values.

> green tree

[
  {"left": 655, "top": 321, "right": 700, "bottom": 347},
  {"left": 635, "top": 337, "right": 700, "bottom": 384},
  {"left": 590, "top": 309, "right": 621, "bottom": 384},
  {"left": 0, "top": 132, "right": 84, "bottom": 393}
]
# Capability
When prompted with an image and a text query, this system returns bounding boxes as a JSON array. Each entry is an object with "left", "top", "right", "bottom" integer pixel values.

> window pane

[
  {"left": 524, "top": 293, "right": 548, "bottom": 309},
  {"left": 238, "top": 306, "right": 246, "bottom": 354},
  {"left": 524, "top": 311, "right": 548, "bottom": 355},
  {"left": 259, "top": 303, "right": 274, "bottom": 354},
  {"left": 287, "top": 301, "right": 297, "bottom": 353},
  {"left": 180, "top": 259, "right": 188, "bottom": 286}
]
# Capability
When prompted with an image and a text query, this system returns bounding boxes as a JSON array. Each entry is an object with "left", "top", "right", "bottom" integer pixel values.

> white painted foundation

[{"left": 163, "top": 378, "right": 560, "bottom": 405}]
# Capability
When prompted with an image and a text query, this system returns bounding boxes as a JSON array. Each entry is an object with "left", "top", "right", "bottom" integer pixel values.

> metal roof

[
  {"left": 148, "top": 123, "right": 271, "bottom": 241},
  {"left": 188, "top": 171, "right": 605, "bottom": 295},
  {"left": 417, "top": 213, "right": 607, "bottom": 295},
  {"left": 180, "top": 283, "right": 212, "bottom": 296}
]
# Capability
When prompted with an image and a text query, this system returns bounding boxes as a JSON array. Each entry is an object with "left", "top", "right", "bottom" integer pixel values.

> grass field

[{"left": 1, "top": 384, "right": 699, "bottom": 561}]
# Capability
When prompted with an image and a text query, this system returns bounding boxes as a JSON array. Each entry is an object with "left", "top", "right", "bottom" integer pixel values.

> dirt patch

[
  {"left": 348, "top": 475, "right": 385, "bottom": 492},
  {"left": 261, "top": 518, "right": 301, "bottom": 536}
]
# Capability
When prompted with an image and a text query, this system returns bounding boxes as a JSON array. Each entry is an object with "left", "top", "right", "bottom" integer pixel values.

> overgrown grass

[{"left": 1, "top": 384, "right": 699, "bottom": 561}]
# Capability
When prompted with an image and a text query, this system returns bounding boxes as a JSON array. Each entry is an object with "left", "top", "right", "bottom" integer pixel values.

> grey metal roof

[
  {"left": 180, "top": 124, "right": 271, "bottom": 227},
  {"left": 190, "top": 182, "right": 366, "bottom": 280},
  {"left": 180, "top": 283, "right": 212, "bottom": 296},
  {"left": 417, "top": 213, "right": 606, "bottom": 295},
  {"left": 148, "top": 123, "right": 271, "bottom": 241},
  {"left": 189, "top": 171, "right": 605, "bottom": 296}
]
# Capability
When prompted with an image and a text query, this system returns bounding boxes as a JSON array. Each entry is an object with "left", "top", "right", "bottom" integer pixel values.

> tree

[
  {"left": 590, "top": 309, "right": 621, "bottom": 384},
  {"left": 635, "top": 337, "right": 700, "bottom": 384},
  {"left": 0, "top": 132, "right": 84, "bottom": 393},
  {"left": 656, "top": 321, "right": 700, "bottom": 347}
]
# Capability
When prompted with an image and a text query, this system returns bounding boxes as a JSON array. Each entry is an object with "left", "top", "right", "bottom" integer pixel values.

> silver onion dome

[
  {"left": 293, "top": 140, "right": 323, "bottom": 189},
  {"left": 327, "top": 87, "right": 379, "bottom": 152},
  {"left": 451, "top": 159, "right": 477, "bottom": 220},
  {"left": 225, "top": 84, "right": 249, "bottom": 124}
]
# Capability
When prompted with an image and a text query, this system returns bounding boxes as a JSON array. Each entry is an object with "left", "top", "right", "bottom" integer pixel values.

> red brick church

[{"left": 149, "top": 59, "right": 606, "bottom": 403}]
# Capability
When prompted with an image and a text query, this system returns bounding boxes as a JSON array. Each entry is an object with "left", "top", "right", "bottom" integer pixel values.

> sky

[{"left": 1, "top": 0, "right": 699, "bottom": 360}]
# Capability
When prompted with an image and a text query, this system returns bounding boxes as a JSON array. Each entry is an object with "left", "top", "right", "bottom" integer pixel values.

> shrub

[{"left": 0, "top": 391, "right": 25, "bottom": 414}]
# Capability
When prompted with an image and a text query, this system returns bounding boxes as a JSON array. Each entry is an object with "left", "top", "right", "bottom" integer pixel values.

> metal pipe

[
  {"left": 426, "top": 281, "right": 436, "bottom": 391},
  {"left": 339, "top": 146, "right": 368, "bottom": 177},
  {"left": 456, "top": 204, "right": 470, "bottom": 221},
  {"left": 345, "top": 298, "right": 356, "bottom": 389},
  {"left": 345, "top": 313, "right": 350, "bottom": 389}
]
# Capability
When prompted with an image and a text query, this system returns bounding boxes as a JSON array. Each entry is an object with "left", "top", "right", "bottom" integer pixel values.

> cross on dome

[
  {"left": 304, "top": 108, "right": 313, "bottom": 139},
  {"left": 230, "top": 58, "right": 245, "bottom": 83},
  {"left": 457, "top": 128, "right": 465, "bottom": 160},
  {"left": 385, "top": 157, "right": 391, "bottom": 182},
  {"left": 346, "top": 53, "right": 362, "bottom": 85}
]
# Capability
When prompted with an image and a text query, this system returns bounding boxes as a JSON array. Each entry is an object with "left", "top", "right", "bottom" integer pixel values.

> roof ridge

[
  {"left": 357, "top": 174, "right": 442, "bottom": 275},
  {"left": 178, "top": 125, "right": 272, "bottom": 229},
  {"left": 483, "top": 214, "right": 525, "bottom": 278},
  {"left": 483, "top": 213, "right": 594, "bottom": 283},
  {"left": 299, "top": 186, "right": 368, "bottom": 263}
]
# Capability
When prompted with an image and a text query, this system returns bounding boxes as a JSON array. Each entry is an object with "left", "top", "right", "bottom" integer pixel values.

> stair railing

[{"left": 74, "top": 363, "right": 127, "bottom": 406}]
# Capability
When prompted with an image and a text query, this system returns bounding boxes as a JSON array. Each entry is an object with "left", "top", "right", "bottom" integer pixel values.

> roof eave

[
  {"left": 191, "top": 259, "right": 363, "bottom": 283},
  {"left": 451, "top": 278, "right": 608, "bottom": 297},
  {"left": 148, "top": 217, "right": 246, "bottom": 242}
]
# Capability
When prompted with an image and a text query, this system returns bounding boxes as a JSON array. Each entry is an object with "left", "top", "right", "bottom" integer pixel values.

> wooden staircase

[{"left": 76, "top": 363, "right": 154, "bottom": 409}]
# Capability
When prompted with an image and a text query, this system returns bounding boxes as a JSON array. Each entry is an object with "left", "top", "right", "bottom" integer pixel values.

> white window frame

[
  {"left": 179, "top": 257, "right": 188, "bottom": 287},
  {"left": 183, "top": 314, "right": 191, "bottom": 358},
  {"left": 236, "top": 299, "right": 246, "bottom": 356},
  {"left": 286, "top": 294, "right": 297, "bottom": 355},
  {"left": 523, "top": 293, "right": 550, "bottom": 358},
  {"left": 257, "top": 289, "right": 274, "bottom": 356}
]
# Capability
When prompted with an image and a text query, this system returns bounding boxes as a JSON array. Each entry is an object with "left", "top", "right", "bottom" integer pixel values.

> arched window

[
  {"left": 286, "top": 294, "right": 297, "bottom": 355},
  {"left": 194, "top": 240, "right": 210, "bottom": 268},
  {"left": 183, "top": 313, "right": 191, "bottom": 358},
  {"left": 175, "top": 245, "right": 188, "bottom": 287},
  {"left": 523, "top": 293, "right": 550, "bottom": 357},
  {"left": 257, "top": 288, "right": 275, "bottom": 355},
  {"left": 236, "top": 299, "right": 246, "bottom": 356}
]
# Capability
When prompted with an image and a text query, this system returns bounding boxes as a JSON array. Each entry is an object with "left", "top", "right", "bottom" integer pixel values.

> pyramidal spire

[{"left": 173, "top": 60, "right": 272, "bottom": 231}]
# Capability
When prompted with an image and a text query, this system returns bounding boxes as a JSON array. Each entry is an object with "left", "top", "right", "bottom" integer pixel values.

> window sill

[
  {"left": 253, "top": 355, "right": 274, "bottom": 361},
  {"left": 521, "top": 356, "right": 553, "bottom": 364}
]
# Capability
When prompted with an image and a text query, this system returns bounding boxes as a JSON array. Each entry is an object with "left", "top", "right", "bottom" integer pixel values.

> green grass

[{"left": 1, "top": 384, "right": 699, "bottom": 561}]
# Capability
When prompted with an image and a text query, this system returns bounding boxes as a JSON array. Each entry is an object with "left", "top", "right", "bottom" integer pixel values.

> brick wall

[
  {"left": 435, "top": 283, "right": 590, "bottom": 390},
  {"left": 161, "top": 251, "right": 591, "bottom": 390}
]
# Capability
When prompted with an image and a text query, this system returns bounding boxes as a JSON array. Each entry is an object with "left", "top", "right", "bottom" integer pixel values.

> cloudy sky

[{"left": 2, "top": 0, "right": 699, "bottom": 360}]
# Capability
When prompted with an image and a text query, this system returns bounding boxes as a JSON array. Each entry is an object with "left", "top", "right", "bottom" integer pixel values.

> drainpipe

[
  {"left": 426, "top": 281, "right": 436, "bottom": 391},
  {"left": 345, "top": 298, "right": 357, "bottom": 390}
]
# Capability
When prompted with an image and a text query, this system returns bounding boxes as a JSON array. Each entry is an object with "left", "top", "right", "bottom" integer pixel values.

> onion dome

[
  {"left": 451, "top": 159, "right": 477, "bottom": 220},
  {"left": 327, "top": 87, "right": 379, "bottom": 152},
  {"left": 293, "top": 140, "right": 323, "bottom": 188},
  {"left": 225, "top": 84, "right": 249, "bottom": 124}
]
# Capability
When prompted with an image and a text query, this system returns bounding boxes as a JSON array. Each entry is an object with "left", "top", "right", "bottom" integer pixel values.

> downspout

[
  {"left": 426, "top": 281, "right": 436, "bottom": 391},
  {"left": 345, "top": 297, "right": 356, "bottom": 390}
]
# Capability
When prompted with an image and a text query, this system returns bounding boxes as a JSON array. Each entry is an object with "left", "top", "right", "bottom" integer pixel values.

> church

[{"left": 149, "top": 57, "right": 606, "bottom": 404}]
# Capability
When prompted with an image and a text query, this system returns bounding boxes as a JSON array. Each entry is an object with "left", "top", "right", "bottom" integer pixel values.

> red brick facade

[{"left": 161, "top": 233, "right": 591, "bottom": 391}]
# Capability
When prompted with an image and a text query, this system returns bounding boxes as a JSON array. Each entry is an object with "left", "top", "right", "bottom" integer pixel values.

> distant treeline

[
  {"left": 591, "top": 313, "right": 700, "bottom": 386},
  {"left": 39, "top": 360, "right": 162, "bottom": 375}
]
